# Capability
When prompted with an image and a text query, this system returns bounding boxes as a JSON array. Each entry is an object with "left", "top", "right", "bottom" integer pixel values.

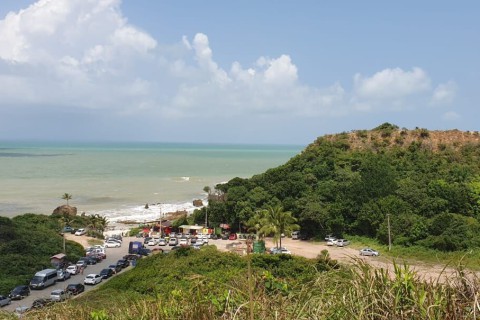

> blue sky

[{"left": 0, "top": 0, "right": 478, "bottom": 145}]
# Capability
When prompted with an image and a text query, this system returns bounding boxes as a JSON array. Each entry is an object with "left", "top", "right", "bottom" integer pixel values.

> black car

[
  {"left": 66, "top": 283, "right": 85, "bottom": 295},
  {"left": 108, "top": 264, "right": 122, "bottom": 274},
  {"left": 9, "top": 285, "right": 30, "bottom": 300},
  {"left": 84, "top": 256, "right": 97, "bottom": 265},
  {"left": 116, "top": 259, "right": 130, "bottom": 269},
  {"left": 100, "top": 268, "right": 114, "bottom": 279},
  {"left": 123, "top": 254, "right": 141, "bottom": 261}
]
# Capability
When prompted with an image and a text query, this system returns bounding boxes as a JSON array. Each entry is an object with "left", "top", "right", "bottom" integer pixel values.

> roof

[
  {"left": 50, "top": 253, "right": 66, "bottom": 260},
  {"left": 179, "top": 225, "right": 204, "bottom": 230}
]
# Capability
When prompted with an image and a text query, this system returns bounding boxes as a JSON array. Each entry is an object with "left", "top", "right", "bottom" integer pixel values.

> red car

[{"left": 228, "top": 233, "right": 237, "bottom": 240}]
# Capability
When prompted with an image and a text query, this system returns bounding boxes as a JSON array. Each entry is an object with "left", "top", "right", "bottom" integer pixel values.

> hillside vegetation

[
  {"left": 0, "top": 214, "right": 85, "bottom": 294},
  {"left": 192, "top": 123, "right": 480, "bottom": 252},
  {"left": 10, "top": 246, "right": 480, "bottom": 320}
]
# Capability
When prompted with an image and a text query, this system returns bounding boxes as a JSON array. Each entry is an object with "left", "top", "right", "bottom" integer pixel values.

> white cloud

[
  {"left": 0, "top": 0, "right": 458, "bottom": 138},
  {"left": 431, "top": 81, "right": 456, "bottom": 106},
  {"left": 351, "top": 67, "right": 432, "bottom": 111},
  {"left": 354, "top": 67, "right": 431, "bottom": 100}
]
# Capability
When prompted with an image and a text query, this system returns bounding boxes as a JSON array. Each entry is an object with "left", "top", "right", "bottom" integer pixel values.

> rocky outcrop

[
  {"left": 193, "top": 199, "right": 203, "bottom": 207},
  {"left": 52, "top": 205, "right": 77, "bottom": 216}
]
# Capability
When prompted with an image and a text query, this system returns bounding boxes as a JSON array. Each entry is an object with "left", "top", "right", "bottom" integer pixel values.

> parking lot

[{"left": 2, "top": 242, "right": 130, "bottom": 314}]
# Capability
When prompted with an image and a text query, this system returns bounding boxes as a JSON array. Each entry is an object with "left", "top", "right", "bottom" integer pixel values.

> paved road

[{"left": 2, "top": 240, "right": 131, "bottom": 314}]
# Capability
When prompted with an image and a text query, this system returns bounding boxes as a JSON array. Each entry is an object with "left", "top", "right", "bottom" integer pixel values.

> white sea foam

[{"left": 89, "top": 200, "right": 207, "bottom": 223}]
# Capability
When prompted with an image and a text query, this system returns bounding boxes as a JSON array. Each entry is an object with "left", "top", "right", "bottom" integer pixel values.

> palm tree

[
  {"left": 258, "top": 205, "right": 299, "bottom": 249},
  {"left": 245, "top": 211, "right": 266, "bottom": 240},
  {"left": 96, "top": 215, "right": 108, "bottom": 233},
  {"left": 62, "top": 193, "right": 72, "bottom": 206}
]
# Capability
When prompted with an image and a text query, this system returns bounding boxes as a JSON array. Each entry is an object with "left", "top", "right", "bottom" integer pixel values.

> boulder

[
  {"left": 52, "top": 205, "right": 78, "bottom": 216},
  {"left": 193, "top": 199, "right": 203, "bottom": 207}
]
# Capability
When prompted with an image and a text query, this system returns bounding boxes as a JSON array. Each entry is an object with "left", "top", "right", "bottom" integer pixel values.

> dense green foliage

[
  {"left": 191, "top": 125, "right": 480, "bottom": 252},
  {"left": 0, "top": 214, "right": 85, "bottom": 295}
]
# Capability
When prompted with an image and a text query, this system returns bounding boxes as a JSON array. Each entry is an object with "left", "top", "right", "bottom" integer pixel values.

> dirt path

[{"left": 213, "top": 237, "right": 465, "bottom": 283}]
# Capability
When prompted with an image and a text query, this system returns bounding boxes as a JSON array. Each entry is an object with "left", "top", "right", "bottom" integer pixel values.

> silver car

[
  {"left": 359, "top": 248, "right": 379, "bottom": 256},
  {"left": 50, "top": 289, "right": 70, "bottom": 302},
  {"left": 0, "top": 295, "right": 11, "bottom": 307}
]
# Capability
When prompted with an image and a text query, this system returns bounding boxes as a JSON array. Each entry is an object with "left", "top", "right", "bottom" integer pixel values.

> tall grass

[{"left": 9, "top": 252, "right": 480, "bottom": 319}]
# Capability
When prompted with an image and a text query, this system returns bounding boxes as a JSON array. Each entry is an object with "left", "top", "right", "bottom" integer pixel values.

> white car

[
  {"left": 105, "top": 240, "right": 121, "bottom": 248},
  {"left": 336, "top": 239, "right": 350, "bottom": 247},
  {"left": 147, "top": 238, "right": 158, "bottom": 246},
  {"left": 179, "top": 238, "right": 188, "bottom": 246},
  {"left": 75, "top": 228, "right": 86, "bottom": 236},
  {"left": 84, "top": 274, "right": 103, "bottom": 285},
  {"left": 66, "top": 265, "right": 78, "bottom": 275},
  {"left": 273, "top": 248, "right": 291, "bottom": 255},
  {"left": 50, "top": 289, "right": 70, "bottom": 302},
  {"left": 326, "top": 239, "right": 337, "bottom": 246},
  {"left": 359, "top": 248, "right": 379, "bottom": 256},
  {"left": 157, "top": 238, "right": 167, "bottom": 246}
]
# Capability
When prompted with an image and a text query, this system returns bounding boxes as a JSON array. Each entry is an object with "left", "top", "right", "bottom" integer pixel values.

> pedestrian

[{"left": 80, "top": 266, "right": 84, "bottom": 275}]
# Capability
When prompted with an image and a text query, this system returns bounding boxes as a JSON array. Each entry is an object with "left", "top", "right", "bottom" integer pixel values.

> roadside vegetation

[
  {"left": 0, "top": 212, "right": 106, "bottom": 295},
  {"left": 7, "top": 246, "right": 480, "bottom": 320}
]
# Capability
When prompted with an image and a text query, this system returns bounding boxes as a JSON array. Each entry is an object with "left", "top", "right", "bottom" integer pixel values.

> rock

[
  {"left": 193, "top": 199, "right": 203, "bottom": 207},
  {"left": 52, "top": 205, "right": 78, "bottom": 216}
]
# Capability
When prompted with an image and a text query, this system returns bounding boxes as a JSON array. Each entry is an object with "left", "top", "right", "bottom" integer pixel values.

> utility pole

[
  {"left": 387, "top": 214, "right": 392, "bottom": 252},
  {"left": 205, "top": 206, "right": 208, "bottom": 228}
]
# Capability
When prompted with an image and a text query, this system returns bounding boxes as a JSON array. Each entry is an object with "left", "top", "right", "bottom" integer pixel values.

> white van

[
  {"left": 291, "top": 231, "right": 300, "bottom": 240},
  {"left": 29, "top": 269, "right": 58, "bottom": 289}
]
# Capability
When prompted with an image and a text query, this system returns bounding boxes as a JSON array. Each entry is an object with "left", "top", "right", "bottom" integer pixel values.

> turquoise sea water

[{"left": 0, "top": 141, "right": 303, "bottom": 220}]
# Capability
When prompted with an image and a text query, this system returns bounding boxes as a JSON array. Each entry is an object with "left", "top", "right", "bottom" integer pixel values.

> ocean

[{"left": 0, "top": 141, "right": 303, "bottom": 222}]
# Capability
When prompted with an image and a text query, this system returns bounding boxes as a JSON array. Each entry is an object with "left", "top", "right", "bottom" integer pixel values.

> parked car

[
  {"left": 75, "top": 228, "right": 86, "bottom": 236},
  {"left": 105, "top": 240, "right": 121, "bottom": 248},
  {"left": 147, "top": 238, "right": 157, "bottom": 246},
  {"left": 0, "top": 295, "right": 11, "bottom": 307},
  {"left": 50, "top": 289, "right": 70, "bottom": 302},
  {"left": 62, "top": 226, "right": 74, "bottom": 233},
  {"left": 359, "top": 248, "right": 379, "bottom": 256},
  {"left": 108, "top": 264, "right": 122, "bottom": 274},
  {"left": 66, "top": 283, "right": 85, "bottom": 295},
  {"left": 76, "top": 260, "right": 87, "bottom": 269},
  {"left": 273, "top": 248, "right": 292, "bottom": 255},
  {"left": 116, "top": 259, "right": 130, "bottom": 269},
  {"left": 210, "top": 234, "right": 218, "bottom": 240},
  {"left": 84, "top": 274, "right": 102, "bottom": 285},
  {"left": 326, "top": 238, "right": 337, "bottom": 246},
  {"left": 100, "top": 268, "right": 114, "bottom": 279},
  {"left": 9, "top": 285, "right": 30, "bottom": 300},
  {"left": 325, "top": 235, "right": 336, "bottom": 242},
  {"left": 228, "top": 233, "right": 237, "bottom": 240},
  {"left": 66, "top": 265, "right": 79, "bottom": 275},
  {"left": 82, "top": 256, "right": 97, "bottom": 265},
  {"left": 57, "top": 269, "right": 71, "bottom": 281},
  {"left": 157, "top": 238, "right": 167, "bottom": 246},
  {"left": 169, "top": 237, "right": 178, "bottom": 246},
  {"left": 291, "top": 231, "right": 300, "bottom": 240},
  {"left": 336, "top": 239, "right": 350, "bottom": 247},
  {"left": 179, "top": 238, "right": 188, "bottom": 246}
]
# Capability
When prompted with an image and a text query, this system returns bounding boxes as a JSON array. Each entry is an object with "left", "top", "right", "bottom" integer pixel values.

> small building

[
  {"left": 178, "top": 225, "right": 204, "bottom": 235},
  {"left": 50, "top": 253, "right": 66, "bottom": 269}
]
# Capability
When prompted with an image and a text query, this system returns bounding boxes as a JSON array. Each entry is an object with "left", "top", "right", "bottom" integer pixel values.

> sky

[{"left": 0, "top": 0, "right": 478, "bottom": 145}]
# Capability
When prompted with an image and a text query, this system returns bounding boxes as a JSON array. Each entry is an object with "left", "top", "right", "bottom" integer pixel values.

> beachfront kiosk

[{"left": 178, "top": 225, "right": 205, "bottom": 235}]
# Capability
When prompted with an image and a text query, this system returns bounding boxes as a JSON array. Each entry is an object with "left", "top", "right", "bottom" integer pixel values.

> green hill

[{"left": 194, "top": 123, "right": 480, "bottom": 252}]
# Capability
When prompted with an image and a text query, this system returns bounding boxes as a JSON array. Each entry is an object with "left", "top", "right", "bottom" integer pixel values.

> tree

[
  {"left": 258, "top": 205, "right": 300, "bottom": 249},
  {"left": 62, "top": 193, "right": 72, "bottom": 206}
]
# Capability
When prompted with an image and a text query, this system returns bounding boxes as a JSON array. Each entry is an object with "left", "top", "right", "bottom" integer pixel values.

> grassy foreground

[{"left": 3, "top": 246, "right": 480, "bottom": 320}]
